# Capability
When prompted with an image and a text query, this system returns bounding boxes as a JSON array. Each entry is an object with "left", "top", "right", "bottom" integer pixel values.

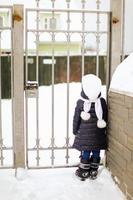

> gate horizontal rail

[
  {"left": 26, "top": 8, "right": 109, "bottom": 14},
  {"left": 27, "top": 29, "right": 108, "bottom": 34},
  {"left": 28, "top": 147, "right": 73, "bottom": 151}
]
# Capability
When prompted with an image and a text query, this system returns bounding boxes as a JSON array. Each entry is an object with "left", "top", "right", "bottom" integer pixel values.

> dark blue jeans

[{"left": 82, "top": 150, "right": 100, "bottom": 160}]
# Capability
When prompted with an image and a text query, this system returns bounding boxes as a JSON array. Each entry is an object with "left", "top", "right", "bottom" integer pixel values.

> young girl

[{"left": 73, "top": 74, "right": 107, "bottom": 180}]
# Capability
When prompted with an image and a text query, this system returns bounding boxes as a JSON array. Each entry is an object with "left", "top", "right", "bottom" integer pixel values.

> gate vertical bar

[
  {"left": 51, "top": 0, "right": 55, "bottom": 166},
  {"left": 66, "top": 0, "right": 70, "bottom": 165},
  {"left": 11, "top": 7, "right": 14, "bottom": 168},
  {"left": 0, "top": 29, "right": 3, "bottom": 166},
  {"left": 35, "top": 0, "right": 40, "bottom": 166},
  {"left": 106, "top": 12, "right": 112, "bottom": 94},
  {"left": 25, "top": 9, "right": 29, "bottom": 167},
  {"left": 121, "top": 0, "right": 125, "bottom": 61},
  {"left": 13, "top": 5, "right": 25, "bottom": 168},
  {"left": 110, "top": 0, "right": 123, "bottom": 77},
  {"left": 96, "top": 0, "right": 101, "bottom": 77},
  {"left": 81, "top": 0, "right": 86, "bottom": 77}
]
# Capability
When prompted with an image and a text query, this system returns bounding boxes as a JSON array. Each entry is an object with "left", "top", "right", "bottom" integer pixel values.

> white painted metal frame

[
  {"left": 0, "top": 6, "right": 14, "bottom": 168},
  {"left": 25, "top": 0, "right": 111, "bottom": 169}
]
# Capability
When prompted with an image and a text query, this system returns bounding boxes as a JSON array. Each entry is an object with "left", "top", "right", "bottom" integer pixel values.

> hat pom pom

[
  {"left": 80, "top": 111, "right": 90, "bottom": 121},
  {"left": 97, "top": 119, "right": 106, "bottom": 128}
]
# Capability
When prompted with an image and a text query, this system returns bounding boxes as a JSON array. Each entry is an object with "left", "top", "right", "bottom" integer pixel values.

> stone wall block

[{"left": 107, "top": 91, "right": 133, "bottom": 199}]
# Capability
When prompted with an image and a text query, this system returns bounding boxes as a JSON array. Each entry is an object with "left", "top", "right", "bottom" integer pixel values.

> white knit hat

[
  {"left": 80, "top": 74, "right": 106, "bottom": 128},
  {"left": 82, "top": 74, "right": 101, "bottom": 100}
]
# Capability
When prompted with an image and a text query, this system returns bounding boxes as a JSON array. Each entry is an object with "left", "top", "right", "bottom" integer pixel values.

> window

[
  {"left": 44, "top": 18, "right": 48, "bottom": 29},
  {"left": 0, "top": 16, "right": 3, "bottom": 27},
  {"left": 43, "top": 17, "right": 56, "bottom": 30},
  {"left": 0, "top": 11, "right": 10, "bottom": 27},
  {"left": 49, "top": 18, "right": 56, "bottom": 29},
  {"left": 40, "top": 13, "right": 59, "bottom": 30}
]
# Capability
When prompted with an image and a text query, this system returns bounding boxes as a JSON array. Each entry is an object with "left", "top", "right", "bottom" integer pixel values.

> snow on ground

[
  {"left": 0, "top": 167, "right": 125, "bottom": 200},
  {"left": 0, "top": 82, "right": 126, "bottom": 200},
  {"left": 0, "top": 81, "right": 125, "bottom": 199},
  {"left": 110, "top": 52, "right": 133, "bottom": 95}
]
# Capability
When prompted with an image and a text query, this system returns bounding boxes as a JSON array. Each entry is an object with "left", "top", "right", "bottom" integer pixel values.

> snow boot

[
  {"left": 75, "top": 157, "right": 90, "bottom": 181},
  {"left": 89, "top": 156, "right": 101, "bottom": 180}
]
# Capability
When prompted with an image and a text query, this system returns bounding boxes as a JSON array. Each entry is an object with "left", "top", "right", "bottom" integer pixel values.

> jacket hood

[{"left": 81, "top": 74, "right": 102, "bottom": 100}]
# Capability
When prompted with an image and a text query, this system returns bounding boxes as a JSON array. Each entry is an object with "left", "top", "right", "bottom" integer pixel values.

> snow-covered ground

[
  {"left": 0, "top": 82, "right": 126, "bottom": 200},
  {"left": 0, "top": 167, "right": 125, "bottom": 200}
]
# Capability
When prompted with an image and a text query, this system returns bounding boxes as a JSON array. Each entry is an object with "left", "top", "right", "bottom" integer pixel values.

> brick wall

[{"left": 107, "top": 90, "right": 133, "bottom": 200}]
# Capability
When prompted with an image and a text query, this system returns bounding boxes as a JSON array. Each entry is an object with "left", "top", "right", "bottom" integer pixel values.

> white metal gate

[
  {"left": 0, "top": 6, "right": 14, "bottom": 168},
  {"left": 25, "top": 0, "right": 111, "bottom": 168}
]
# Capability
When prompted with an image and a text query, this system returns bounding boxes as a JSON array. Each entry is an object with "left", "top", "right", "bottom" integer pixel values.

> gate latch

[{"left": 25, "top": 81, "right": 39, "bottom": 98}]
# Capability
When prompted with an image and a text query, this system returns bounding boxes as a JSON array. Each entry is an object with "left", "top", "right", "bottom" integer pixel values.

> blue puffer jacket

[{"left": 72, "top": 91, "right": 107, "bottom": 151}]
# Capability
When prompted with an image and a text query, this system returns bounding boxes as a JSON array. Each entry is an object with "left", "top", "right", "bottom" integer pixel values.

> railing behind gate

[{"left": 0, "top": 6, "right": 13, "bottom": 168}]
